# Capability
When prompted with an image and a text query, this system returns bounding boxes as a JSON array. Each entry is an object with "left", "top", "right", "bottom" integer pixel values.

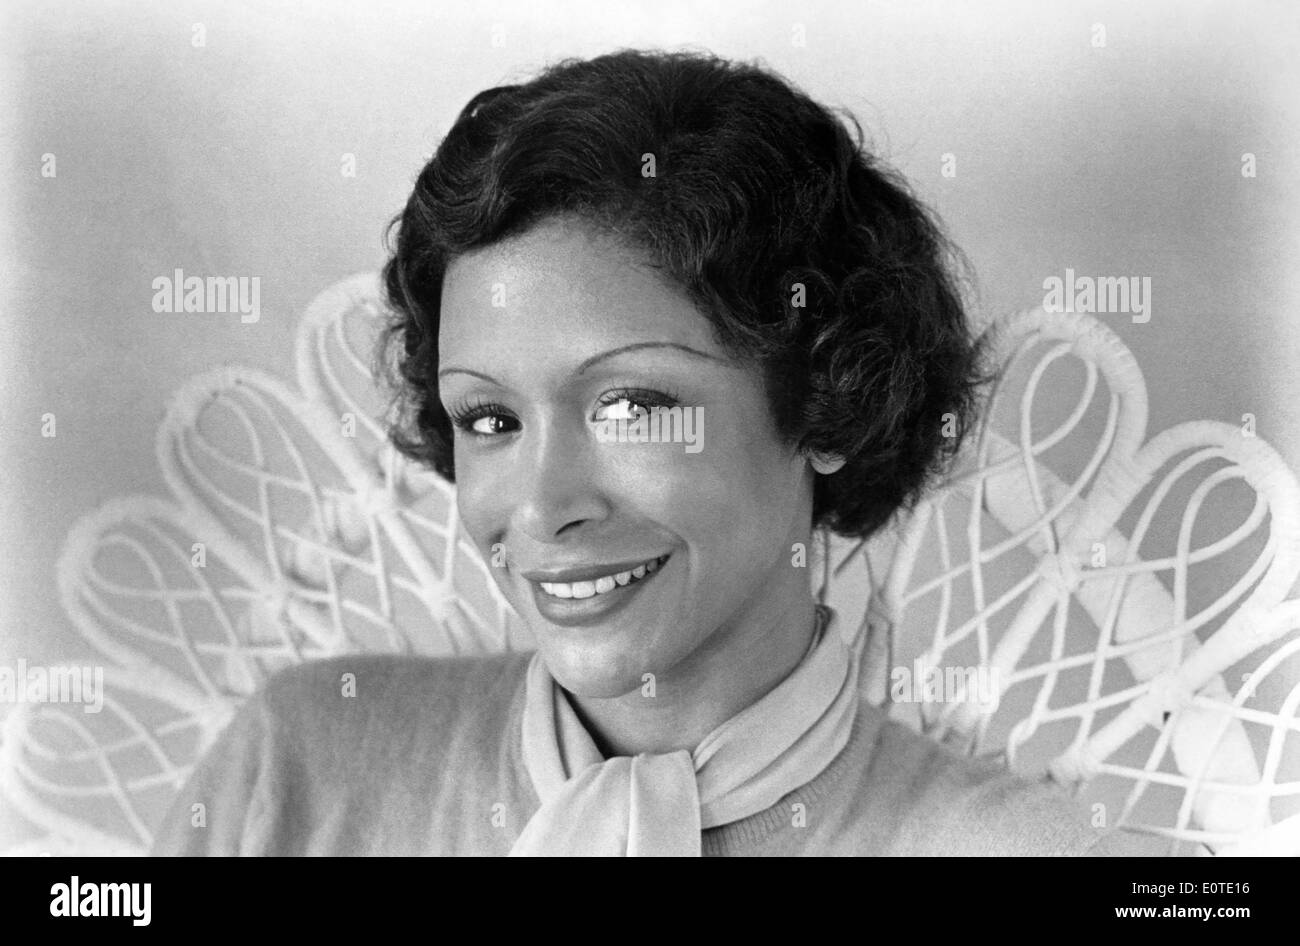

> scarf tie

[{"left": 510, "top": 604, "right": 863, "bottom": 856}]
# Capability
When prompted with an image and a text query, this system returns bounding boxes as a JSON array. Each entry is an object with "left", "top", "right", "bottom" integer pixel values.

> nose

[{"left": 508, "top": 413, "right": 611, "bottom": 543}]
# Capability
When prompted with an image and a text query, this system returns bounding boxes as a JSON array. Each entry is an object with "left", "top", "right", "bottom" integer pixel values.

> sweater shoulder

[
  {"left": 255, "top": 650, "right": 531, "bottom": 726},
  {"left": 856, "top": 716, "right": 1121, "bottom": 856},
  {"left": 246, "top": 650, "right": 533, "bottom": 772},
  {"left": 151, "top": 652, "right": 533, "bottom": 856},
  {"left": 232, "top": 650, "right": 533, "bottom": 855}
]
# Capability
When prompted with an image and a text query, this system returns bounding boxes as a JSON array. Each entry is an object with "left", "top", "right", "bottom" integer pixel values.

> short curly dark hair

[{"left": 380, "top": 48, "right": 987, "bottom": 540}]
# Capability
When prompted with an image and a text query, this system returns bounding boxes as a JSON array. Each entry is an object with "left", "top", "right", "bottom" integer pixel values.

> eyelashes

[
  {"left": 446, "top": 395, "right": 515, "bottom": 435},
  {"left": 446, "top": 386, "right": 683, "bottom": 438},
  {"left": 595, "top": 386, "right": 682, "bottom": 417}
]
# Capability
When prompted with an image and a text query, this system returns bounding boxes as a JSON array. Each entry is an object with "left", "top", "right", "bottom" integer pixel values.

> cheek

[
  {"left": 611, "top": 420, "right": 805, "bottom": 563},
  {"left": 448, "top": 452, "right": 503, "bottom": 555}
]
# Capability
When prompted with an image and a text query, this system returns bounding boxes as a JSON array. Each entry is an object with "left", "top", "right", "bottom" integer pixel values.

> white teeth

[{"left": 537, "top": 556, "right": 666, "bottom": 599}]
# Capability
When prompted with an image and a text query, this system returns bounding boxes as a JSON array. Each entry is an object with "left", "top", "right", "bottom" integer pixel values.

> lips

[
  {"left": 522, "top": 553, "right": 672, "bottom": 628},
  {"left": 537, "top": 554, "right": 667, "bottom": 599}
]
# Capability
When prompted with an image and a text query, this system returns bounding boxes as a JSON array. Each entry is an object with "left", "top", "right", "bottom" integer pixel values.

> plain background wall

[{"left": 2, "top": 0, "right": 1298, "bottom": 846}]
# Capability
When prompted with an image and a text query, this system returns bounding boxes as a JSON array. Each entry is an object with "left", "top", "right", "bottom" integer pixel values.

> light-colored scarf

[{"left": 510, "top": 604, "right": 863, "bottom": 856}]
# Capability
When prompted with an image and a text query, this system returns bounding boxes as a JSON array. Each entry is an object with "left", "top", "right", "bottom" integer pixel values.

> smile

[
  {"left": 538, "top": 555, "right": 669, "bottom": 598},
  {"left": 524, "top": 553, "right": 673, "bottom": 628}
]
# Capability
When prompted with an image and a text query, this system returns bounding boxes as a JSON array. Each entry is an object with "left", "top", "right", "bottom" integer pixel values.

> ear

[{"left": 806, "top": 451, "right": 846, "bottom": 475}]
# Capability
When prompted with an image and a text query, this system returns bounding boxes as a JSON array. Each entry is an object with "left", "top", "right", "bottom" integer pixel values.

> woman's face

[{"left": 438, "top": 215, "right": 819, "bottom": 699}]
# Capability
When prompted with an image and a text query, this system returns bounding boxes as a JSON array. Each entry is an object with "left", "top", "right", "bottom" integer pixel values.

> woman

[{"left": 151, "top": 49, "right": 1140, "bottom": 856}]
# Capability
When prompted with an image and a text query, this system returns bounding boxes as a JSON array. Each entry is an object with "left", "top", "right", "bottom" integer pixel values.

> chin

[{"left": 535, "top": 633, "right": 675, "bottom": 700}]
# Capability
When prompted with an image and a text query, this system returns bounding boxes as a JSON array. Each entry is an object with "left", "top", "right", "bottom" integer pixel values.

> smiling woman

[
  {"left": 434, "top": 218, "right": 833, "bottom": 720},
  {"left": 149, "top": 48, "right": 1145, "bottom": 857}
]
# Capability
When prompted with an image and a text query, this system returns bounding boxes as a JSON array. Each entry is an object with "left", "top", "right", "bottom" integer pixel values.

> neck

[{"left": 566, "top": 585, "right": 823, "bottom": 757}]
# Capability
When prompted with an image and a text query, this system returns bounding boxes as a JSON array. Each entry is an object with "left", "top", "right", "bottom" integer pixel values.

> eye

[
  {"left": 448, "top": 399, "right": 519, "bottom": 437},
  {"left": 468, "top": 414, "right": 518, "bottom": 435},
  {"left": 592, "top": 387, "right": 679, "bottom": 424},
  {"left": 593, "top": 396, "right": 653, "bottom": 423}
]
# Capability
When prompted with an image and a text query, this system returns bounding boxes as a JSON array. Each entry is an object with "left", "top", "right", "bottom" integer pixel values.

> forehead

[{"left": 438, "top": 217, "right": 721, "bottom": 367}]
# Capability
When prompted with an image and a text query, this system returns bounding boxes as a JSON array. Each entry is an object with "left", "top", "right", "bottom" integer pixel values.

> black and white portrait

[{"left": 3, "top": 1, "right": 1299, "bottom": 871}]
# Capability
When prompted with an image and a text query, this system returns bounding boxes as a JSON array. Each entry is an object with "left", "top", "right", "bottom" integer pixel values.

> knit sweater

[{"left": 149, "top": 652, "right": 1149, "bottom": 856}]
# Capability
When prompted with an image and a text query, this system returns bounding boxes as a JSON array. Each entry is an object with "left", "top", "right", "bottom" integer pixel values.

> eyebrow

[{"left": 437, "top": 341, "right": 727, "bottom": 383}]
